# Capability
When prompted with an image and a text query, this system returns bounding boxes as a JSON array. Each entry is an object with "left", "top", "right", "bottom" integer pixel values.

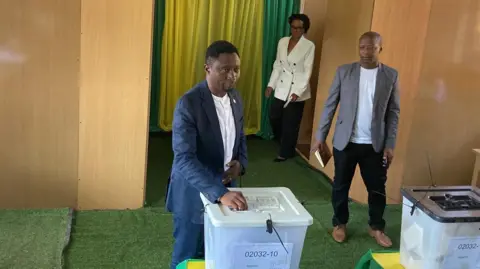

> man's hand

[
  {"left": 311, "top": 140, "right": 327, "bottom": 154},
  {"left": 383, "top": 148, "right": 394, "bottom": 168},
  {"left": 222, "top": 160, "right": 241, "bottom": 185},
  {"left": 219, "top": 191, "right": 248, "bottom": 211},
  {"left": 291, "top": 93, "right": 299, "bottom": 102},
  {"left": 265, "top": 87, "right": 273, "bottom": 97}
]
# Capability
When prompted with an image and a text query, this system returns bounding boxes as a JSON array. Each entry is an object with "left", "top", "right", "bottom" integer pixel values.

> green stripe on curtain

[
  {"left": 258, "top": 0, "right": 300, "bottom": 139},
  {"left": 149, "top": 0, "right": 166, "bottom": 132}
]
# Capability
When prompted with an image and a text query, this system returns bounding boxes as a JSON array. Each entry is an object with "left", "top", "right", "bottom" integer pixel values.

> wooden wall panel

[
  {"left": 296, "top": 0, "right": 328, "bottom": 156},
  {"left": 0, "top": 0, "right": 153, "bottom": 209},
  {"left": 0, "top": 0, "right": 81, "bottom": 208},
  {"left": 309, "top": 0, "right": 480, "bottom": 204},
  {"left": 309, "top": 0, "right": 375, "bottom": 194},
  {"left": 77, "top": 0, "right": 154, "bottom": 210},
  {"left": 403, "top": 0, "right": 480, "bottom": 187},
  {"left": 366, "top": 0, "right": 432, "bottom": 202}
]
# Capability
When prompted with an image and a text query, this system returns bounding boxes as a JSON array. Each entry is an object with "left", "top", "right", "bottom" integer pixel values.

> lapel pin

[{"left": 233, "top": 98, "right": 236, "bottom": 104}]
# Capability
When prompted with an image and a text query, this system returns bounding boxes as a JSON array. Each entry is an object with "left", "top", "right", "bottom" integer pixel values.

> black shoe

[{"left": 273, "top": 157, "right": 286, "bottom": 162}]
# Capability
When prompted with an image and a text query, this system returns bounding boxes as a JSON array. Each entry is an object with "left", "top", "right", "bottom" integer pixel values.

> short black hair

[
  {"left": 205, "top": 40, "right": 239, "bottom": 65},
  {"left": 360, "top": 31, "right": 382, "bottom": 46},
  {"left": 288, "top": 14, "right": 310, "bottom": 33}
]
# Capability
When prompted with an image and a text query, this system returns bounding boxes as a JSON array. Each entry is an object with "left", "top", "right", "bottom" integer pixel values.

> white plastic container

[
  {"left": 400, "top": 186, "right": 480, "bottom": 269},
  {"left": 200, "top": 187, "right": 313, "bottom": 269}
]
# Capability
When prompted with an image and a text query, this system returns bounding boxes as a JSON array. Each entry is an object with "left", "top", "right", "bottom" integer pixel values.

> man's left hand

[
  {"left": 383, "top": 148, "right": 394, "bottom": 168},
  {"left": 290, "top": 94, "right": 299, "bottom": 102},
  {"left": 222, "top": 160, "right": 241, "bottom": 185}
]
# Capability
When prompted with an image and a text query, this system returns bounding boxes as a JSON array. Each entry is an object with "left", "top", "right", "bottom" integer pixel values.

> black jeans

[
  {"left": 332, "top": 143, "right": 387, "bottom": 231},
  {"left": 269, "top": 97, "right": 305, "bottom": 158}
]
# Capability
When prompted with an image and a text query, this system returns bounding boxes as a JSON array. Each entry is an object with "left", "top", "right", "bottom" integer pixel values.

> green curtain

[
  {"left": 149, "top": 0, "right": 166, "bottom": 132},
  {"left": 257, "top": 0, "right": 300, "bottom": 139},
  {"left": 158, "top": 0, "right": 264, "bottom": 134},
  {"left": 150, "top": 0, "right": 300, "bottom": 135}
]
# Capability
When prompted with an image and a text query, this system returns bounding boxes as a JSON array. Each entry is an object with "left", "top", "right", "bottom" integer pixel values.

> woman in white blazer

[{"left": 265, "top": 14, "right": 315, "bottom": 162}]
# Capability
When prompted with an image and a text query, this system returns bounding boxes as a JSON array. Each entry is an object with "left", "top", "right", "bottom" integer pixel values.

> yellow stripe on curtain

[{"left": 158, "top": 0, "right": 264, "bottom": 134}]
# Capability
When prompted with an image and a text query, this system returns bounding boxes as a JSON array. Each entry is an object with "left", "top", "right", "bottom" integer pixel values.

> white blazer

[{"left": 268, "top": 36, "right": 315, "bottom": 102}]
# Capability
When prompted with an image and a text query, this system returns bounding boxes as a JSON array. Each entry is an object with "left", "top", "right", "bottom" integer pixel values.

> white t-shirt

[
  {"left": 212, "top": 94, "right": 236, "bottom": 170},
  {"left": 350, "top": 67, "right": 377, "bottom": 144}
]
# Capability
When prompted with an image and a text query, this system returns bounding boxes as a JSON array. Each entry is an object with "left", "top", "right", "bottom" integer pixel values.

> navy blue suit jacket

[{"left": 165, "top": 81, "right": 248, "bottom": 224}]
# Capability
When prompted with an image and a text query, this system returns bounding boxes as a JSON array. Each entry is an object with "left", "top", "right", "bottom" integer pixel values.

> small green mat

[
  {"left": 355, "top": 249, "right": 404, "bottom": 269},
  {"left": 176, "top": 259, "right": 204, "bottom": 269},
  {"left": 63, "top": 203, "right": 402, "bottom": 268},
  {"left": 0, "top": 208, "right": 72, "bottom": 269}
]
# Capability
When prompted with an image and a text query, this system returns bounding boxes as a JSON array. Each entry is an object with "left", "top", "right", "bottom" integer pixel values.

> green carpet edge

[{"left": 61, "top": 208, "right": 75, "bottom": 269}]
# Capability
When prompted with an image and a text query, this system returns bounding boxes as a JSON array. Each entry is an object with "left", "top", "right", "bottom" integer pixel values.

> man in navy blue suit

[{"left": 166, "top": 40, "right": 248, "bottom": 269}]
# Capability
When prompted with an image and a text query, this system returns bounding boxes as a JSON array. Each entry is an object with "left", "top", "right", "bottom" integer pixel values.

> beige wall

[
  {"left": 0, "top": 0, "right": 154, "bottom": 209},
  {"left": 296, "top": 0, "right": 328, "bottom": 151},
  {"left": 309, "top": 0, "right": 376, "bottom": 203},
  {"left": 309, "top": 0, "right": 479, "bottom": 203}
]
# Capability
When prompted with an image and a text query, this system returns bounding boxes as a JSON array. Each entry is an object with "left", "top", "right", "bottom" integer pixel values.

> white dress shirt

[
  {"left": 350, "top": 67, "right": 378, "bottom": 144},
  {"left": 212, "top": 94, "right": 236, "bottom": 170},
  {"left": 267, "top": 35, "right": 315, "bottom": 102}
]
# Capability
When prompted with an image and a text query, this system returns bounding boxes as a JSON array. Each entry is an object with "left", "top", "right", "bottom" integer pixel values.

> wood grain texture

[
  {"left": 309, "top": 0, "right": 375, "bottom": 202},
  {"left": 403, "top": 0, "right": 480, "bottom": 189},
  {"left": 0, "top": 0, "right": 153, "bottom": 209},
  {"left": 309, "top": 0, "right": 480, "bottom": 204},
  {"left": 0, "top": 0, "right": 81, "bottom": 208},
  {"left": 77, "top": 0, "right": 154, "bottom": 210},
  {"left": 309, "top": 0, "right": 433, "bottom": 203},
  {"left": 296, "top": 0, "right": 328, "bottom": 150}
]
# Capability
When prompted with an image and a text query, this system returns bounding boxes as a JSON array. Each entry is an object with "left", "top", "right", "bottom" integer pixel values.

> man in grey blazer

[{"left": 312, "top": 31, "right": 400, "bottom": 247}]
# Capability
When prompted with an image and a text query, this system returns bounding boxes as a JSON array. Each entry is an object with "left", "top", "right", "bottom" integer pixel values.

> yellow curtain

[{"left": 158, "top": 0, "right": 264, "bottom": 135}]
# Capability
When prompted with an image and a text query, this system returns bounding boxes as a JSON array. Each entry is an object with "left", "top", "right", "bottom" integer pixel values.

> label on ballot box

[
  {"left": 233, "top": 243, "right": 293, "bottom": 269},
  {"left": 442, "top": 236, "right": 480, "bottom": 269},
  {"left": 245, "top": 195, "right": 283, "bottom": 213}
]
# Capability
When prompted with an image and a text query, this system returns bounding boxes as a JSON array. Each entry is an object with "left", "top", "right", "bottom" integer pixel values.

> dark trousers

[
  {"left": 170, "top": 216, "right": 204, "bottom": 269},
  {"left": 332, "top": 143, "right": 387, "bottom": 231},
  {"left": 269, "top": 97, "right": 305, "bottom": 158}
]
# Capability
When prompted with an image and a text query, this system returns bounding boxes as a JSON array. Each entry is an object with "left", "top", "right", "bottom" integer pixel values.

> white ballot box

[
  {"left": 400, "top": 186, "right": 480, "bottom": 269},
  {"left": 200, "top": 187, "right": 313, "bottom": 269}
]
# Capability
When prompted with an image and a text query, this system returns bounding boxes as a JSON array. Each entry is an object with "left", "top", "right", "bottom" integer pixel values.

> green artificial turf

[
  {"left": 64, "top": 205, "right": 401, "bottom": 269},
  {"left": 0, "top": 208, "right": 72, "bottom": 269},
  {"left": 64, "top": 208, "right": 173, "bottom": 269},
  {"left": 63, "top": 134, "right": 402, "bottom": 269},
  {"left": 144, "top": 134, "right": 333, "bottom": 207}
]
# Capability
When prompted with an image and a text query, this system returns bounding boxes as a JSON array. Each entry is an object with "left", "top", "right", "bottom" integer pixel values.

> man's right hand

[
  {"left": 311, "top": 140, "right": 328, "bottom": 154},
  {"left": 265, "top": 87, "right": 273, "bottom": 97},
  {"left": 219, "top": 191, "right": 248, "bottom": 211}
]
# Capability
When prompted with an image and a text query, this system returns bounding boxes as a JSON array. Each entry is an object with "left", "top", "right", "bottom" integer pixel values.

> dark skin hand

[
  {"left": 310, "top": 140, "right": 328, "bottom": 154},
  {"left": 290, "top": 93, "right": 299, "bottom": 101},
  {"left": 220, "top": 161, "right": 248, "bottom": 210},
  {"left": 222, "top": 160, "right": 241, "bottom": 185},
  {"left": 264, "top": 88, "right": 299, "bottom": 102},
  {"left": 220, "top": 191, "right": 248, "bottom": 211},
  {"left": 265, "top": 87, "right": 273, "bottom": 97},
  {"left": 383, "top": 148, "right": 394, "bottom": 167}
]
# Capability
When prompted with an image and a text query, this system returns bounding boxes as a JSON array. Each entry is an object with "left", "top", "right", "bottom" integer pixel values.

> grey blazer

[{"left": 315, "top": 62, "right": 400, "bottom": 153}]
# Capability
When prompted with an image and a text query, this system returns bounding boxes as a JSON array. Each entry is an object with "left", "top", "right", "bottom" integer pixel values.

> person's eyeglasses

[{"left": 291, "top": 26, "right": 304, "bottom": 30}]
